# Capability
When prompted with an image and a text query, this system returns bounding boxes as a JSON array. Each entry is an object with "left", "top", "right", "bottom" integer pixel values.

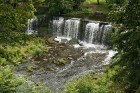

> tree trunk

[{"left": 97, "top": 0, "right": 99, "bottom": 4}]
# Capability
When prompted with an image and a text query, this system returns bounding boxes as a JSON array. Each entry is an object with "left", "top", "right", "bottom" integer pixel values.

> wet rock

[
  {"left": 59, "top": 46, "right": 65, "bottom": 48},
  {"left": 61, "top": 39, "right": 67, "bottom": 43},
  {"left": 68, "top": 57, "right": 73, "bottom": 60},
  {"left": 68, "top": 38, "right": 78, "bottom": 44},
  {"left": 54, "top": 38, "right": 61, "bottom": 42},
  {"left": 43, "top": 59, "right": 48, "bottom": 61},
  {"left": 68, "top": 55, "right": 72, "bottom": 57},
  {"left": 48, "top": 54, "right": 51, "bottom": 56},
  {"left": 78, "top": 42, "right": 84, "bottom": 46},
  {"left": 48, "top": 35, "right": 57, "bottom": 43}
]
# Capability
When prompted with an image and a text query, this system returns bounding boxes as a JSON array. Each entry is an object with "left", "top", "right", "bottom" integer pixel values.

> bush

[
  {"left": 0, "top": 66, "right": 23, "bottom": 93},
  {"left": 66, "top": 8, "right": 92, "bottom": 18},
  {"left": 65, "top": 75, "right": 94, "bottom": 93},
  {"left": 65, "top": 72, "right": 122, "bottom": 93}
]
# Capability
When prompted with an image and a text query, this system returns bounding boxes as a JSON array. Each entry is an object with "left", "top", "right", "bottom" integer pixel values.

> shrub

[{"left": 0, "top": 66, "right": 23, "bottom": 93}]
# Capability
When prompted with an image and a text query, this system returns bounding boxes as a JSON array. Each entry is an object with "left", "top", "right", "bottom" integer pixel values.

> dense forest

[{"left": 0, "top": 0, "right": 140, "bottom": 93}]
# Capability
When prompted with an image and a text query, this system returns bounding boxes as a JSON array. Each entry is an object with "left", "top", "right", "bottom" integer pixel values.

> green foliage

[
  {"left": 33, "top": 0, "right": 45, "bottom": 4},
  {"left": 66, "top": 8, "right": 92, "bottom": 18},
  {"left": 71, "top": 0, "right": 86, "bottom": 9},
  {"left": 96, "top": 4, "right": 109, "bottom": 13},
  {"left": 108, "top": 0, "right": 140, "bottom": 92},
  {"left": 0, "top": 66, "right": 23, "bottom": 93},
  {"left": 0, "top": 32, "right": 51, "bottom": 93},
  {"left": 0, "top": 32, "right": 48, "bottom": 65},
  {"left": 0, "top": 1, "right": 52, "bottom": 93},
  {"left": 0, "top": 31, "right": 32, "bottom": 46},
  {"left": 65, "top": 73, "right": 120, "bottom": 93},
  {"left": 83, "top": 0, "right": 110, "bottom": 21},
  {"left": 108, "top": 5, "right": 126, "bottom": 23},
  {"left": 45, "top": 0, "right": 72, "bottom": 16},
  {"left": 0, "top": 0, "right": 36, "bottom": 31},
  {"left": 65, "top": 75, "right": 95, "bottom": 93},
  {"left": 84, "top": 0, "right": 106, "bottom": 4},
  {"left": 107, "top": 0, "right": 127, "bottom": 4},
  {"left": 44, "top": 0, "right": 86, "bottom": 16}
]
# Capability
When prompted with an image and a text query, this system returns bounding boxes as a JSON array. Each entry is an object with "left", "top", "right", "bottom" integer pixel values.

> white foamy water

[
  {"left": 73, "top": 41, "right": 107, "bottom": 49},
  {"left": 54, "top": 36, "right": 72, "bottom": 43},
  {"left": 26, "top": 18, "right": 38, "bottom": 35},
  {"left": 102, "top": 50, "right": 117, "bottom": 65},
  {"left": 64, "top": 18, "right": 80, "bottom": 39},
  {"left": 53, "top": 17, "right": 64, "bottom": 36}
]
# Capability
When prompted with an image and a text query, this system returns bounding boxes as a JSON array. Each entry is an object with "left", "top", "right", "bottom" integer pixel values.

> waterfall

[
  {"left": 84, "top": 23, "right": 99, "bottom": 44},
  {"left": 101, "top": 25, "right": 112, "bottom": 45},
  {"left": 51, "top": 17, "right": 113, "bottom": 46},
  {"left": 26, "top": 17, "right": 113, "bottom": 46},
  {"left": 26, "top": 18, "right": 38, "bottom": 35},
  {"left": 84, "top": 23, "right": 112, "bottom": 45},
  {"left": 53, "top": 17, "right": 64, "bottom": 36},
  {"left": 64, "top": 18, "right": 80, "bottom": 39}
]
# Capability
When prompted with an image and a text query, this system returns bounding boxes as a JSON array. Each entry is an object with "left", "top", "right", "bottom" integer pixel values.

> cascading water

[
  {"left": 53, "top": 17, "right": 64, "bottom": 36},
  {"left": 101, "top": 25, "right": 112, "bottom": 45},
  {"left": 26, "top": 17, "right": 113, "bottom": 45},
  {"left": 84, "top": 23, "right": 112, "bottom": 45},
  {"left": 84, "top": 23, "right": 99, "bottom": 44},
  {"left": 52, "top": 17, "right": 112, "bottom": 47},
  {"left": 26, "top": 18, "right": 38, "bottom": 35},
  {"left": 64, "top": 18, "right": 80, "bottom": 39}
]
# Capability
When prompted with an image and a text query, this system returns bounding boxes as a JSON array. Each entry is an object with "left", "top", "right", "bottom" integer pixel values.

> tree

[
  {"left": 44, "top": 0, "right": 86, "bottom": 16},
  {"left": 72, "top": 0, "right": 86, "bottom": 9},
  {"left": 108, "top": 0, "right": 140, "bottom": 92},
  {"left": 97, "top": 0, "right": 99, "bottom": 4},
  {"left": 107, "top": 0, "right": 126, "bottom": 4},
  {"left": 0, "top": 0, "right": 36, "bottom": 31}
]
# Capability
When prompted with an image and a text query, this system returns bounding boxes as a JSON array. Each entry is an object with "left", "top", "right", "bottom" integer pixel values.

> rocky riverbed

[{"left": 15, "top": 35, "right": 113, "bottom": 92}]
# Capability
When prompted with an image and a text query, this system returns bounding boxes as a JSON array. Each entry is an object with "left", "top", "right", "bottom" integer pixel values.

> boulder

[
  {"left": 48, "top": 35, "right": 57, "bottom": 43},
  {"left": 68, "top": 38, "right": 78, "bottom": 44},
  {"left": 61, "top": 39, "right": 68, "bottom": 43}
]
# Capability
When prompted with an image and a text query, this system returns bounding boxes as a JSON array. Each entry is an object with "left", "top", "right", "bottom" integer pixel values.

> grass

[
  {"left": 84, "top": 0, "right": 107, "bottom": 5},
  {"left": 83, "top": 0, "right": 110, "bottom": 14}
]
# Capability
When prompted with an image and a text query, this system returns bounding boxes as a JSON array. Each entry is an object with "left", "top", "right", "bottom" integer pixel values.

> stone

[
  {"left": 68, "top": 38, "right": 78, "bottom": 44},
  {"left": 43, "top": 59, "right": 48, "bottom": 61},
  {"left": 48, "top": 35, "right": 57, "bottom": 43},
  {"left": 61, "top": 39, "right": 67, "bottom": 43},
  {"left": 59, "top": 46, "right": 65, "bottom": 48},
  {"left": 68, "top": 55, "right": 72, "bottom": 57},
  {"left": 68, "top": 57, "right": 73, "bottom": 60}
]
